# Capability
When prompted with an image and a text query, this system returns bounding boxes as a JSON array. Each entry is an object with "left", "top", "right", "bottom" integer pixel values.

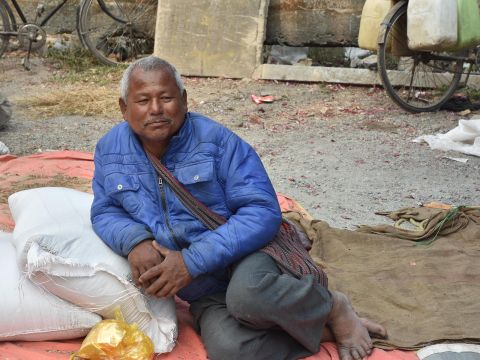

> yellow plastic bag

[{"left": 71, "top": 309, "right": 154, "bottom": 360}]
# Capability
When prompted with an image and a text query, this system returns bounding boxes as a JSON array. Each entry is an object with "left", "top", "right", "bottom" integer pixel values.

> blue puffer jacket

[{"left": 91, "top": 112, "right": 282, "bottom": 302}]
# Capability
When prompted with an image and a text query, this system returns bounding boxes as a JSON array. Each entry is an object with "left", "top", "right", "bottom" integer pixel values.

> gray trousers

[{"left": 189, "top": 252, "right": 333, "bottom": 360}]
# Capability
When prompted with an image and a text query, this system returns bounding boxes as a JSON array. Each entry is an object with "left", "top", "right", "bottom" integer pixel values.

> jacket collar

[{"left": 162, "top": 112, "right": 193, "bottom": 162}]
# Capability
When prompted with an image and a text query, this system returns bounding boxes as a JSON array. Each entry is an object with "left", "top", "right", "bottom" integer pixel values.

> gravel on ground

[{"left": 1, "top": 56, "right": 479, "bottom": 229}]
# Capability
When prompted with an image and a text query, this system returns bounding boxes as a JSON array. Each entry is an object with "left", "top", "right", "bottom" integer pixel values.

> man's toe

[
  {"left": 371, "top": 323, "right": 387, "bottom": 338},
  {"left": 351, "top": 348, "right": 363, "bottom": 360},
  {"left": 357, "top": 346, "right": 368, "bottom": 359},
  {"left": 362, "top": 318, "right": 387, "bottom": 338},
  {"left": 339, "top": 347, "right": 354, "bottom": 360}
]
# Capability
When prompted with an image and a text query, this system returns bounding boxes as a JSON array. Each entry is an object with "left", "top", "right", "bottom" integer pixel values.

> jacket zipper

[{"left": 158, "top": 176, "right": 183, "bottom": 250}]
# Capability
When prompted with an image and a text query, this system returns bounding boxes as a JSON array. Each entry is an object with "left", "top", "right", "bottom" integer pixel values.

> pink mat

[{"left": 0, "top": 151, "right": 419, "bottom": 360}]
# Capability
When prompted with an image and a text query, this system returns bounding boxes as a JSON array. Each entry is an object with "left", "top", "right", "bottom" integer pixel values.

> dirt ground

[{"left": 1, "top": 55, "right": 479, "bottom": 229}]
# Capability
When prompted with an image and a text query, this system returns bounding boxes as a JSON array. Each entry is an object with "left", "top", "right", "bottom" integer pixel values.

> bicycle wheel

[
  {"left": 0, "top": 0, "right": 12, "bottom": 58},
  {"left": 378, "top": 3, "right": 464, "bottom": 113},
  {"left": 77, "top": 0, "right": 157, "bottom": 66}
]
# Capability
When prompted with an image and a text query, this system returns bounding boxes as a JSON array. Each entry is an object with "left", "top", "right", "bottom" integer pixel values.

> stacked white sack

[
  {"left": 0, "top": 231, "right": 101, "bottom": 341},
  {"left": 9, "top": 187, "right": 178, "bottom": 353}
]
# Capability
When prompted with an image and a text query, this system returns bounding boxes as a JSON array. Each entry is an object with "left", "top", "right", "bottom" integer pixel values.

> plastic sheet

[
  {"left": 0, "top": 151, "right": 421, "bottom": 360},
  {"left": 413, "top": 119, "right": 480, "bottom": 157}
]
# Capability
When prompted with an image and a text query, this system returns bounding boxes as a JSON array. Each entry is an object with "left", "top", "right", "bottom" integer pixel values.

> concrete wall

[
  {"left": 266, "top": 0, "right": 365, "bottom": 46},
  {"left": 14, "top": 0, "right": 480, "bottom": 48},
  {"left": 16, "top": 0, "right": 365, "bottom": 47}
]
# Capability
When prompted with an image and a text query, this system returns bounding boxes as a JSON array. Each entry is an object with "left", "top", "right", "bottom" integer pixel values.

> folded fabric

[{"left": 356, "top": 206, "right": 480, "bottom": 242}]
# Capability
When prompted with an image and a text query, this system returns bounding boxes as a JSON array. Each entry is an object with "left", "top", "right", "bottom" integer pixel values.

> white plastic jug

[
  {"left": 407, "top": 0, "right": 457, "bottom": 51},
  {"left": 358, "top": 0, "right": 393, "bottom": 51}
]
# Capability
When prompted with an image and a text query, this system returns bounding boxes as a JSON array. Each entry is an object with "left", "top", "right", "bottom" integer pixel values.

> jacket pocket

[
  {"left": 175, "top": 161, "right": 214, "bottom": 185},
  {"left": 174, "top": 161, "right": 226, "bottom": 211},
  {"left": 105, "top": 173, "right": 142, "bottom": 214}
]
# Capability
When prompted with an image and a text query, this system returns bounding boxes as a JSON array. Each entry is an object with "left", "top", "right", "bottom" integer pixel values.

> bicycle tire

[
  {"left": 378, "top": 2, "right": 464, "bottom": 113},
  {"left": 3, "top": 0, "right": 15, "bottom": 30},
  {"left": 77, "top": 0, "right": 157, "bottom": 66},
  {"left": 0, "top": 0, "right": 11, "bottom": 58}
]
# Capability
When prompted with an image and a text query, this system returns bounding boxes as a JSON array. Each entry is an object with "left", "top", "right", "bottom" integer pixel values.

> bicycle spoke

[
  {"left": 406, "top": 62, "right": 417, "bottom": 102},
  {"left": 83, "top": 22, "right": 123, "bottom": 36},
  {"left": 124, "top": 0, "right": 147, "bottom": 23},
  {"left": 111, "top": 0, "right": 151, "bottom": 23},
  {"left": 78, "top": 0, "right": 157, "bottom": 65},
  {"left": 112, "top": 0, "right": 129, "bottom": 20}
]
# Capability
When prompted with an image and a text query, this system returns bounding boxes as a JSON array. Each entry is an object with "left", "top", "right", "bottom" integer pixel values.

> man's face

[{"left": 119, "top": 68, "right": 187, "bottom": 152}]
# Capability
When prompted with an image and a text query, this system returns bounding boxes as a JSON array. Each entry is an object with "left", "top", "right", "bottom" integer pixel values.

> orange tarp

[{"left": 0, "top": 151, "right": 419, "bottom": 360}]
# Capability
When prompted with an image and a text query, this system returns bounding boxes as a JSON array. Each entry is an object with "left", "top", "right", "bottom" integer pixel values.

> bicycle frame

[
  {"left": 0, "top": 0, "right": 153, "bottom": 67},
  {"left": 7, "top": 0, "right": 68, "bottom": 29},
  {"left": 3, "top": 0, "right": 125, "bottom": 32}
]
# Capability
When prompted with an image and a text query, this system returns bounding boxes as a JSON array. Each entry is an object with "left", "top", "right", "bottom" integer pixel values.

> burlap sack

[{"left": 284, "top": 206, "right": 480, "bottom": 350}]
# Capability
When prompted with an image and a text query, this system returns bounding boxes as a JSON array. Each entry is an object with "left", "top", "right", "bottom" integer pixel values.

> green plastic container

[{"left": 456, "top": 0, "right": 480, "bottom": 49}]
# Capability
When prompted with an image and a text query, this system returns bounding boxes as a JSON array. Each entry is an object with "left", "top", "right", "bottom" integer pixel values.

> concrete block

[
  {"left": 253, "top": 64, "right": 381, "bottom": 85},
  {"left": 154, "top": 0, "right": 269, "bottom": 78},
  {"left": 254, "top": 64, "right": 480, "bottom": 91}
]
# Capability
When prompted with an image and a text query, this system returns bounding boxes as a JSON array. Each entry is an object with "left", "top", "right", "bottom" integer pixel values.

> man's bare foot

[
  {"left": 322, "top": 319, "right": 387, "bottom": 344},
  {"left": 327, "top": 291, "right": 386, "bottom": 360}
]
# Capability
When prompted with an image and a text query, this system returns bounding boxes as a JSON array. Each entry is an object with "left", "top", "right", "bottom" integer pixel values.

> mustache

[{"left": 143, "top": 117, "right": 173, "bottom": 127}]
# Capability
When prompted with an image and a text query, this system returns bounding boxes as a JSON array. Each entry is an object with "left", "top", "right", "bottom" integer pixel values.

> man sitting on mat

[{"left": 91, "top": 56, "right": 386, "bottom": 360}]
